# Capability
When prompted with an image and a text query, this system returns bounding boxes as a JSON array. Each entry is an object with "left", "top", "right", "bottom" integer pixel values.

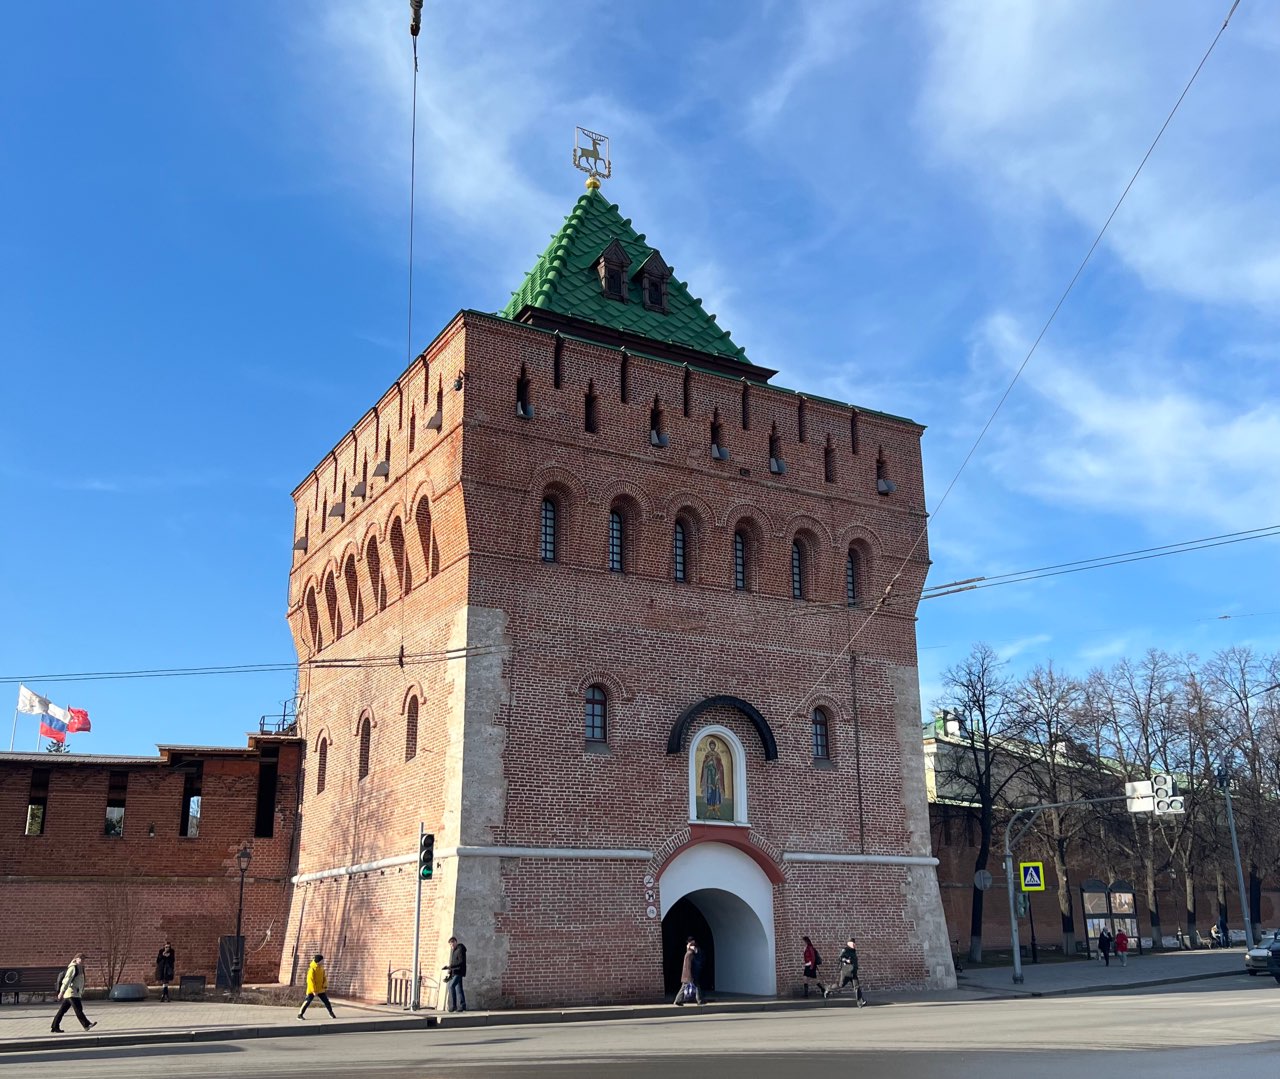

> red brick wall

[{"left": 0, "top": 743, "right": 299, "bottom": 987}]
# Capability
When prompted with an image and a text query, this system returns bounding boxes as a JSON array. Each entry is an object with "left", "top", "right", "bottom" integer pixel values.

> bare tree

[
  {"left": 935, "top": 643, "right": 1025, "bottom": 963},
  {"left": 94, "top": 873, "right": 139, "bottom": 989},
  {"left": 1014, "top": 663, "right": 1090, "bottom": 954}
]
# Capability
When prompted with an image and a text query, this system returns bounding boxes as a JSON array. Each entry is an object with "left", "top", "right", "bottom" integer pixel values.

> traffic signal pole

[{"left": 411, "top": 821, "right": 424, "bottom": 1009}]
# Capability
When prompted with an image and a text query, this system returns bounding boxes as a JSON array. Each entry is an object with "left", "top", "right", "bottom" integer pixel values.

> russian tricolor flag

[{"left": 15, "top": 686, "right": 91, "bottom": 744}]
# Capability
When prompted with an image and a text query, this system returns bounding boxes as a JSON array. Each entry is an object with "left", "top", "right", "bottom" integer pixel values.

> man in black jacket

[
  {"left": 442, "top": 937, "right": 467, "bottom": 1012},
  {"left": 825, "top": 937, "right": 866, "bottom": 1006}
]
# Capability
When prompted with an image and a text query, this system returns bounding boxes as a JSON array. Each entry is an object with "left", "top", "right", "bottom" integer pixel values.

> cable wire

[{"left": 788, "top": 1, "right": 1243, "bottom": 708}]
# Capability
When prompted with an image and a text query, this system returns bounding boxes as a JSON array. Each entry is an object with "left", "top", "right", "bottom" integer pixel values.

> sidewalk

[
  {"left": 953, "top": 945, "right": 1247, "bottom": 998},
  {"left": 0, "top": 948, "right": 1250, "bottom": 1055}
]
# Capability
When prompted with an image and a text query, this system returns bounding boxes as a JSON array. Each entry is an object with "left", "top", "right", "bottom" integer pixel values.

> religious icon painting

[{"left": 695, "top": 735, "right": 734, "bottom": 821}]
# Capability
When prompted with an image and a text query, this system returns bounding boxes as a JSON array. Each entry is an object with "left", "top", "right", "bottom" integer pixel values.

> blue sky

[{"left": 3, "top": 1, "right": 1278, "bottom": 755}]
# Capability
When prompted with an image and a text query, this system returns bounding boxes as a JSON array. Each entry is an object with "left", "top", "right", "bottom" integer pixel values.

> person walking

[
  {"left": 297, "top": 954, "right": 336, "bottom": 1019},
  {"left": 673, "top": 937, "right": 704, "bottom": 1006},
  {"left": 50, "top": 953, "right": 96, "bottom": 1033},
  {"left": 155, "top": 940, "right": 176, "bottom": 1002},
  {"left": 1114, "top": 929, "right": 1129, "bottom": 967},
  {"left": 801, "top": 935, "right": 826, "bottom": 997},
  {"left": 824, "top": 937, "right": 867, "bottom": 1007},
  {"left": 442, "top": 936, "right": 467, "bottom": 1012},
  {"left": 1098, "top": 928, "right": 1114, "bottom": 967}
]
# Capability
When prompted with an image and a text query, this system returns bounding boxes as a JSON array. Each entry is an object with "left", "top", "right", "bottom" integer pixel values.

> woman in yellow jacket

[{"left": 297, "top": 954, "right": 336, "bottom": 1019}]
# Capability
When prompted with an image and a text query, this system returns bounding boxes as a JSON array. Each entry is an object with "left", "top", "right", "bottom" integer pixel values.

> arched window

[
  {"left": 791, "top": 540, "right": 805, "bottom": 600},
  {"left": 584, "top": 685, "right": 607, "bottom": 743},
  {"left": 344, "top": 554, "right": 363, "bottom": 627},
  {"left": 304, "top": 586, "right": 321, "bottom": 651},
  {"left": 673, "top": 521, "right": 687, "bottom": 583},
  {"left": 324, "top": 571, "right": 343, "bottom": 640},
  {"left": 358, "top": 715, "right": 372, "bottom": 780},
  {"left": 540, "top": 498, "right": 558, "bottom": 563},
  {"left": 812, "top": 708, "right": 831, "bottom": 760},
  {"left": 389, "top": 517, "right": 410, "bottom": 595},
  {"left": 316, "top": 738, "right": 328, "bottom": 794},
  {"left": 733, "top": 530, "right": 747, "bottom": 591},
  {"left": 405, "top": 696, "right": 419, "bottom": 762},
  {"left": 366, "top": 535, "right": 386, "bottom": 612},
  {"left": 415, "top": 497, "right": 432, "bottom": 581},
  {"left": 846, "top": 549, "right": 861, "bottom": 608},
  {"left": 608, "top": 511, "right": 624, "bottom": 573}
]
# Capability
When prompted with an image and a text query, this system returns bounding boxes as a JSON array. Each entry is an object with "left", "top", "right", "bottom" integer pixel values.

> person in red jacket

[
  {"left": 1115, "top": 929, "right": 1130, "bottom": 967},
  {"left": 801, "top": 935, "right": 826, "bottom": 997}
]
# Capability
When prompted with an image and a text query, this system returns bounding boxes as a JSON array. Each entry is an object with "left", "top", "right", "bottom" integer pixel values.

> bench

[{"left": 1, "top": 966, "right": 66, "bottom": 1004}]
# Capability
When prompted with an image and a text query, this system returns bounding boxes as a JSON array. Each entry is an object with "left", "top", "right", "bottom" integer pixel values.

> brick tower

[{"left": 279, "top": 182, "right": 955, "bottom": 1005}]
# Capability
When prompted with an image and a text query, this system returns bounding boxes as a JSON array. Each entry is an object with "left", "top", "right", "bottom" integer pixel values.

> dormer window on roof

[
  {"left": 634, "top": 250, "right": 671, "bottom": 314},
  {"left": 594, "top": 239, "right": 631, "bottom": 303}
]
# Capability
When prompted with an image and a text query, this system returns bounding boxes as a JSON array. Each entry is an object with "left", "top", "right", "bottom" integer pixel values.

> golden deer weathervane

[{"left": 573, "top": 127, "right": 611, "bottom": 189}]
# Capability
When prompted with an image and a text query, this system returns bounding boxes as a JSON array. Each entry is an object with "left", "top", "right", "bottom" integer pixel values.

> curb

[
  {"left": 0, "top": 1016, "right": 436, "bottom": 1056},
  {"left": 957, "top": 968, "right": 1243, "bottom": 1000}
]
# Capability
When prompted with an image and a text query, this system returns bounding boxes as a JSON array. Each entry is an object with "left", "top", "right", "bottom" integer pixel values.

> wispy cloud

[
  {"left": 996, "top": 633, "right": 1052, "bottom": 661},
  {"left": 917, "top": 1, "right": 1280, "bottom": 309}
]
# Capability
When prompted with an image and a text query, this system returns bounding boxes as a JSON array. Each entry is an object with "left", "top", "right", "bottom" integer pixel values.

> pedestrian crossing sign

[{"left": 1019, "top": 861, "right": 1046, "bottom": 892}]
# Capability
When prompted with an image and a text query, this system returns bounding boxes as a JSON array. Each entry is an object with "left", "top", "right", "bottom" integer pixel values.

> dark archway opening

[{"left": 662, "top": 897, "right": 716, "bottom": 996}]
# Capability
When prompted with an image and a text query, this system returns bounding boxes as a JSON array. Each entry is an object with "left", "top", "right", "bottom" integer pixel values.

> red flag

[
  {"left": 39, "top": 718, "right": 67, "bottom": 743},
  {"left": 67, "top": 708, "right": 91, "bottom": 733}
]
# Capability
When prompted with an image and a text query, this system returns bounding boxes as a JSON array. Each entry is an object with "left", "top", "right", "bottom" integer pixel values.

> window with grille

[
  {"left": 608, "top": 511, "right": 624, "bottom": 573},
  {"left": 316, "top": 739, "right": 328, "bottom": 794},
  {"left": 405, "top": 697, "right": 419, "bottom": 762},
  {"left": 733, "top": 531, "right": 746, "bottom": 591},
  {"left": 358, "top": 717, "right": 372, "bottom": 780},
  {"left": 585, "top": 685, "right": 608, "bottom": 742},
  {"left": 673, "top": 522, "right": 686, "bottom": 582},
  {"left": 812, "top": 709, "right": 831, "bottom": 760},
  {"left": 791, "top": 541, "right": 805, "bottom": 600},
  {"left": 540, "top": 499, "right": 557, "bottom": 562},
  {"left": 846, "top": 550, "right": 860, "bottom": 607}
]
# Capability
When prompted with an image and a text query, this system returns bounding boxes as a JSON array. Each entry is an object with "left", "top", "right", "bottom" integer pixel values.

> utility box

[{"left": 178, "top": 975, "right": 206, "bottom": 1000}]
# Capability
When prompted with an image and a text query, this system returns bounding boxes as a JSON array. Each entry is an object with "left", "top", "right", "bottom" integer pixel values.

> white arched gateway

[{"left": 659, "top": 840, "right": 776, "bottom": 996}]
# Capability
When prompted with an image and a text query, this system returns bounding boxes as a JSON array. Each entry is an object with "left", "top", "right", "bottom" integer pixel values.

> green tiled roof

[{"left": 500, "top": 189, "right": 750, "bottom": 363}]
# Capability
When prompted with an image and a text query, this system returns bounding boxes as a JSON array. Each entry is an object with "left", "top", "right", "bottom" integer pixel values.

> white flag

[{"left": 16, "top": 685, "right": 51, "bottom": 715}]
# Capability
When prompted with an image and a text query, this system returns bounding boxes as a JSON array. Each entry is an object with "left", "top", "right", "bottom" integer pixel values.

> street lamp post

[
  {"left": 1217, "top": 771, "right": 1253, "bottom": 949},
  {"left": 232, "top": 846, "right": 252, "bottom": 991}
]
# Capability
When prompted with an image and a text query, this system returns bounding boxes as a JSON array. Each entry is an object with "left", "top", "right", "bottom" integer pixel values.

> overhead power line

[
  {"left": 915, "top": 524, "right": 1280, "bottom": 601},
  {"left": 788, "top": 1, "right": 1243, "bottom": 708}
]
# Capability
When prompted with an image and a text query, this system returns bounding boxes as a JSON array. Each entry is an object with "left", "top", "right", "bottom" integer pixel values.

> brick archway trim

[
  {"left": 659, "top": 824, "right": 785, "bottom": 885},
  {"left": 666, "top": 694, "right": 778, "bottom": 761}
]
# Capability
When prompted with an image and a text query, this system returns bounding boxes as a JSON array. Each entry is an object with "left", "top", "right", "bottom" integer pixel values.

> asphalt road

[{"left": 11, "top": 977, "right": 1280, "bottom": 1078}]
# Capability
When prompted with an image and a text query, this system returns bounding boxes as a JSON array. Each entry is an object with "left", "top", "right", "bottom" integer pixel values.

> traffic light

[
  {"left": 1152, "top": 774, "right": 1185, "bottom": 815},
  {"left": 419, "top": 832, "right": 435, "bottom": 879}
]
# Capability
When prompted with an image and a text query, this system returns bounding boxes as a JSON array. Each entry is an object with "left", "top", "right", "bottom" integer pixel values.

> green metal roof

[{"left": 500, "top": 188, "right": 751, "bottom": 363}]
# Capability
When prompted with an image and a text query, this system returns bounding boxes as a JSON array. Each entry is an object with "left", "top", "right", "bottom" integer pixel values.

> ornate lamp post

[{"left": 232, "top": 846, "right": 252, "bottom": 990}]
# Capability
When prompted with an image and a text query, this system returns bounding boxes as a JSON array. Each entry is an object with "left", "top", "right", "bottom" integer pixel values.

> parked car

[{"left": 1244, "top": 929, "right": 1280, "bottom": 973}]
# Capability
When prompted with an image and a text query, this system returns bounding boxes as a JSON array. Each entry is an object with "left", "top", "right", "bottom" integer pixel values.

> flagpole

[{"left": 8, "top": 708, "right": 18, "bottom": 753}]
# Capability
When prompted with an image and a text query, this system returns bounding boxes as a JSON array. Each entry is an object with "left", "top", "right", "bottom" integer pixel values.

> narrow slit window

[
  {"left": 358, "top": 716, "right": 372, "bottom": 780},
  {"left": 741, "top": 383, "right": 751, "bottom": 430},
  {"left": 516, "top": 366, "right": 533, "bottom": 418},
  {"left": 540, "top": 498, "right": 558, "bottom": 563},
  {"left": 608, "top": 511, "right": 624, "bottom": 573},
  {"left": 824, "top": 439, "right": 835, "bottom": 483},
  {"left": 673, "top": 522, "right": 687, "bottom": 582},
  {"left": 733, "top": 531, "right": 747, "bottom": 591},
  {"left": 405, "top": 697, "right": 419, "bottom": 762},
  {"left": 620, "top": 351, "right": 629, "bottom": 403},
  {"left": 180, "top": 764, "right": 203, "bottom": 838},
  {"left": 812, "top": 709, "right": 831, "bottom": 760},
  {"left": 797, "top": 398, "right": 807, "bottom": 443},
  {"left": 846, "top": 550, "right": 860, "bottom": 608},
  {"left": 682, "top": 369, "right": 691, "bottom": 417},
  {"left": 585, "top": 382, "right": 599, "bottom": 434},
  {"left": 791, "top": 540, "right": 805, "bottom": 600},
  {"left": 26, "top": 767, "right": 50, "bottom": 836},
  {"left": 316, "top": 738, "right": 328, "bottom": 795},
  {"left": 105, "top": 770, "right": 128, "bottom": 837},
  {"left": 585, "top": 685, "right": 608, "bottom": 742},
  {"left": 255, "top": 751, "right": 278, "bottom": 839}
]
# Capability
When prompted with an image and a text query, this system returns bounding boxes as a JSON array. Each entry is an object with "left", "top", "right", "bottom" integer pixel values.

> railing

[{"left": 387, "top": 966, "right": 438, "bottom": 1009}]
